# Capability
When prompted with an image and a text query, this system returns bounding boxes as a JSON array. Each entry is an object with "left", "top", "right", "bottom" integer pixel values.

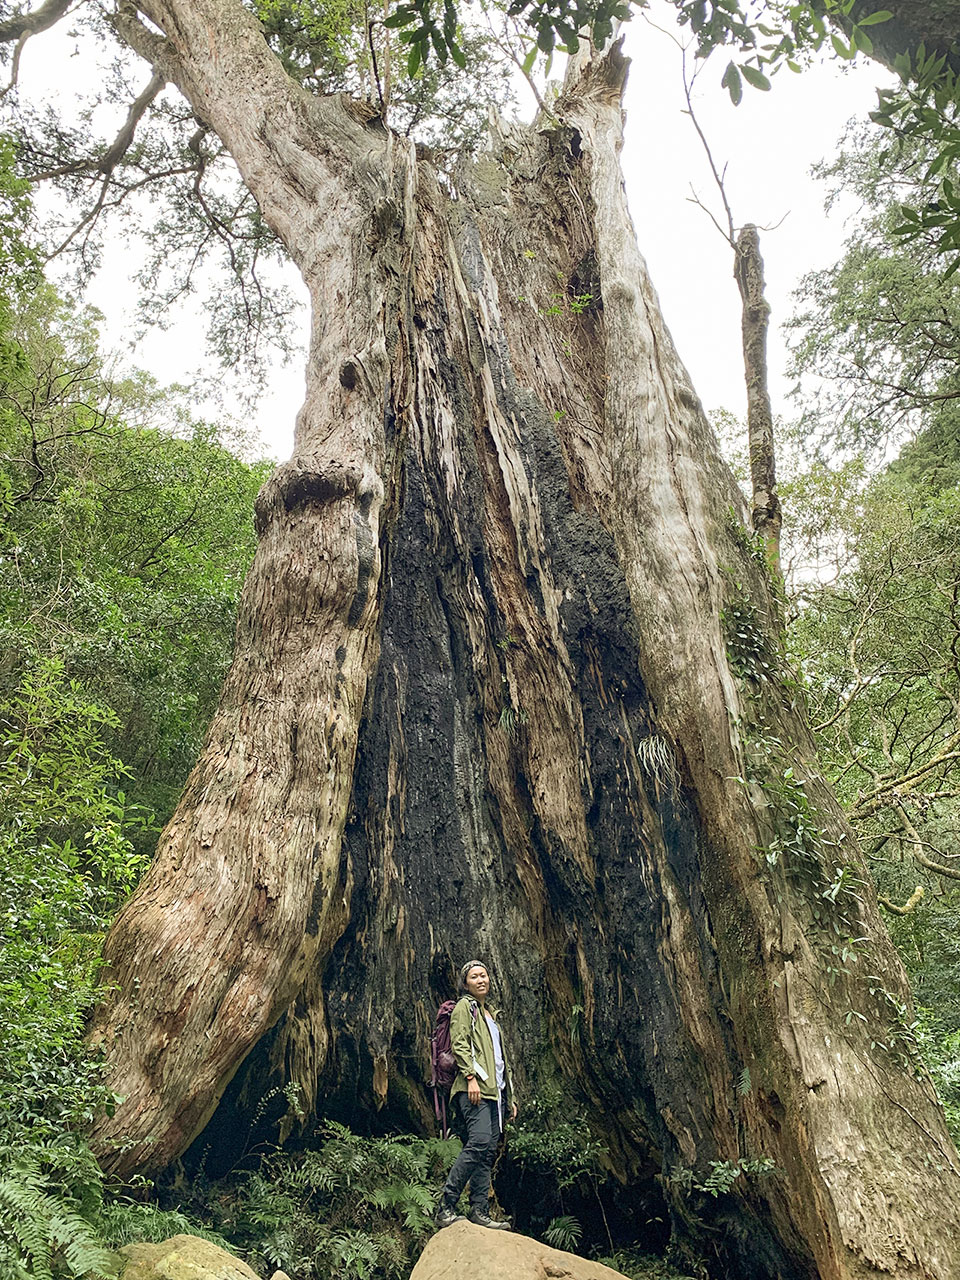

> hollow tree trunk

[{"left": 92, "top": 4, "right": 960, "bottom": 1275}]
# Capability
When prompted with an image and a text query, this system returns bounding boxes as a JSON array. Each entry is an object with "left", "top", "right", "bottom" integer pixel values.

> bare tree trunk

[
  {"left": 91, "top": 5, "right": 960, "bottom": 1275},
  {"left": 734, "top": 223, "right": 782, "bottom": 578}
]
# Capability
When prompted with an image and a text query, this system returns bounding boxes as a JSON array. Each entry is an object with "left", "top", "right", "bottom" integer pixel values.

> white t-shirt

[{"left": 484, "top": 1013, "right": 506, "bottom": 1098}]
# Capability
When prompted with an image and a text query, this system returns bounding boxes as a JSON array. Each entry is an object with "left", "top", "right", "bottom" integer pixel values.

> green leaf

[
  {"left": 856, "top": 8, "right": 893, "bottom": 24},
  {"left": 831, "top": 33, "right": 854, "bottom": 59},
  {"left": 429, "top": 26, "right": 448, "bottom": 63},
  {"left": 407, "top": 41, "right": 422, "bottom": 75},
  {"left": 926, "top": 152, "right": 948, "bottom": 179},
  {"left": 721, "top": 60, "right": 743, "bottom": 106},
  {"left": 383, "top": 7, "right": 415, "bottom": 28},
  {"left": 521, "top": 45, "right": 537, "bottom": 74},
  {"left": 449, "top": 39, "right": 466, "bottom": 68},
  {"left": 740, "top": 63, "right": 771, "bottom": 91}
]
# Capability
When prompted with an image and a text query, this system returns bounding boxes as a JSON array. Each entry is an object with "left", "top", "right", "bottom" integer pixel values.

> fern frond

[
  {"left": 407, "top": 1185, "right": 434, "bottom": 1213},
  {"left": 49, "top": 1208, "right": 116, "bottom": 1278},
  {"left": 0, "top": 1145, "right": 115, "bottom": 1280},
  {"left": 0, "top": 1172, "right": 54, "bottom": 1280},
  {"left": 544, "top": 1214, "right": 583, "bottom": 1251}
]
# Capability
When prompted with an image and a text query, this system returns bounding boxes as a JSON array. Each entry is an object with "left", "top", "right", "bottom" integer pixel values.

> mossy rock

[{"left": 119, "top": 1235, "right": 260, "bottom": 1280}]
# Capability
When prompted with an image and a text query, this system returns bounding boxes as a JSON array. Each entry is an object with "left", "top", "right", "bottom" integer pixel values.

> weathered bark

[
  {"left": 840, "top": 0, "right": 960, "bottom": 74},
  {"left": 91, "top": 5, "right": 960, "bottom": 1276},
  {"left": 95, "top": 0, "right": 411, "bottom": 1169},
  {"left": 733, "top": 223, "right": 781, "bottom": 578}
]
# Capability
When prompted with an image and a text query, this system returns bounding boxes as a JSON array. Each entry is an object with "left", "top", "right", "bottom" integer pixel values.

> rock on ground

[
  {"left": 410, "top": 1222, "right": 631, "bottom": 1280},
  {"left": 119, "top": 1235, "right": 260, "bottom": 1280}
]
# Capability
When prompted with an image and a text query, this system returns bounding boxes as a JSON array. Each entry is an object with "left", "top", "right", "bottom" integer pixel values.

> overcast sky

[
  {"left": 28, "top": 1, "right": 895, "bottom": 461},
  {"left": 622, "top": 5, "right": 892, "bottom": 425}
]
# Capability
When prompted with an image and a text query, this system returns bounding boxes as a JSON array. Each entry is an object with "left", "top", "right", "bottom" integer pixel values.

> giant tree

[{"left": 8, "top": 0, "right": 960, "bottom": 1275}]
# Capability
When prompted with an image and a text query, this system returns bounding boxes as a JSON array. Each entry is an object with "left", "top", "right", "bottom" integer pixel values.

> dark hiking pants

[{"left": 441, "top": 1094, "right": 501, "bottom": 1211}]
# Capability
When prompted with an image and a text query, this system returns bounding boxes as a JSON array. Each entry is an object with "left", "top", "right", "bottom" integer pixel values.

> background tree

[
  {"left": 766, "top": 122, "right": 960, "bottom": 1169},
  {"left": 786, "top": 121, "right": 960, "bottom": 901},
  {"left": 0, "top": 157, "right": 270, "bottom": 1269},
  {"left": 787, "top": 440, "right": 960, "bottom": 1128}
]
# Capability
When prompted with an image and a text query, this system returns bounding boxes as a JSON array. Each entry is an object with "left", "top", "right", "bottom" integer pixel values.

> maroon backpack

[{"left": 429, "top": 999, "right": 458, "bottom": 1137}]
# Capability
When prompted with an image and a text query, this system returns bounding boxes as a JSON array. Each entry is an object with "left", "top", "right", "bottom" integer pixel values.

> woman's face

[{"left": 464, "top": 965, "right": 490, "bottom": 999}]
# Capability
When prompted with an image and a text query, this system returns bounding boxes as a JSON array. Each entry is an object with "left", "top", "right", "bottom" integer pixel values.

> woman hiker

[{"left": 434, "top": 960, "right": 518, "bottom": 1229}]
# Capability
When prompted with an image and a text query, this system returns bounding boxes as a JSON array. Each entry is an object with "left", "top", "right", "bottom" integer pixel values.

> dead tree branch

[{"left": 0, "top": 0, "right": 73, "bottom": 44}]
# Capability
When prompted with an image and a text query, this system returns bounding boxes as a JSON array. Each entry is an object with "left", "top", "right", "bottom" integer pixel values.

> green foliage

[
  {"left": 784, "top": 130, "right": 960, "bottom": 1089},
  {"left": 752, "top": 751, "right": 822, "bottom": 875},
  {"left": 508, "top": 1087, "right": 606, "bottom": 1192},
  {"left": 787, "top": 457, "right": 960, "bottom": 885},
  {"left": 498, "top": 702, "right": 528, "bottom": 735},
  {"left": 668, "top": 1, "right": 960, "bottom": 270},
  {"left": 593, "top": 1249, "right": 700, "bottom": 1280},
  {"left": 789, "top": 125, "right": 960, "bottom": 456},
  {"left": 917, "top": 1016, "right": 960, "bottom": 1143},
  {"left": 869, "top": 48, "right": 960, "bottom": 272},
  {"left": 193, "top": 1124, "right": 460, "bottom": 1279},
  {"left": 0, "top": 657, "right": 146, "bottom": 1155},
  {"left": 860, "top": 976, "right": 924, "bottom": 1072},
  {"left": 678, "top": 0, "right": 894, "bottom": 77},
  {"left": 0, "top": 1143, "right": 117, "bottom": 1280},
  {"left": 0, "top": 134, "right": 38, "bottom": 345},
  {"left": 257, "top": 0, "right": 514, "bottom": 154},
  {"left": 543, "top": 1213, "right": 582, "bottom": 1250},
  {"left": 96, "top": 1199, "right": 230, "bottom": 1249},
  {"left": 721, "top": 595, "right": 777, "bottom": 682},
  {"left": 1, "top": 287, "right": 270, "bottom": 835},
  {"left": 253, "top": 0, "right": 367, "bottom": 84},
  {"left": 723, "top": 506, "right": 767, "bottom": 567},
  {"left": 886, "top": 895, "right": 960, "bottom": 1048},
  {"left": 385, "top": 0, "right": 628, "bottom": 70},
  {"left": 666, "top": 1156, "right": 777, "bottom": 1199},
  {"left": 696, "top": 1157, "right": 777, "bottom": 1198},
  {"left": 0, "top": 191, "right": 268, "bottom": 1276},
  {"left": 735, "top": 720, "right": 872, "bottom": 987}
]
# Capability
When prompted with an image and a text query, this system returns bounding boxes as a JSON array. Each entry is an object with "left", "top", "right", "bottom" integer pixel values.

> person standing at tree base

[{"left": 434, "top": 960, "right": 517, "bottom": 1229}]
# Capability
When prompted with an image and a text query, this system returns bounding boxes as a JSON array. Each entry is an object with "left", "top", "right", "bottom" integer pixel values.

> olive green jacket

[{"left": 448, "top": 996, "right": 515, "bottom": 1104}]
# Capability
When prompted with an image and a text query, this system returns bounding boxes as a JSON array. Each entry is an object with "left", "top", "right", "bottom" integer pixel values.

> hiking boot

[
  {"left": 434, "top": 1201, "right": 465, "bottom": 1228},
  {"left": 467, "top": 1209, "right": 512, "bottom": 1230}
]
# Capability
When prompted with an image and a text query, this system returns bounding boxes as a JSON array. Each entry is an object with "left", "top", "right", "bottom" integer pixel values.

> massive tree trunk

[
  {"left": 91, "top": 3, "right": 960, "bottom": 1275},
  {"left": 843, "top": 0, "right": 960, "bottom": 73}
]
